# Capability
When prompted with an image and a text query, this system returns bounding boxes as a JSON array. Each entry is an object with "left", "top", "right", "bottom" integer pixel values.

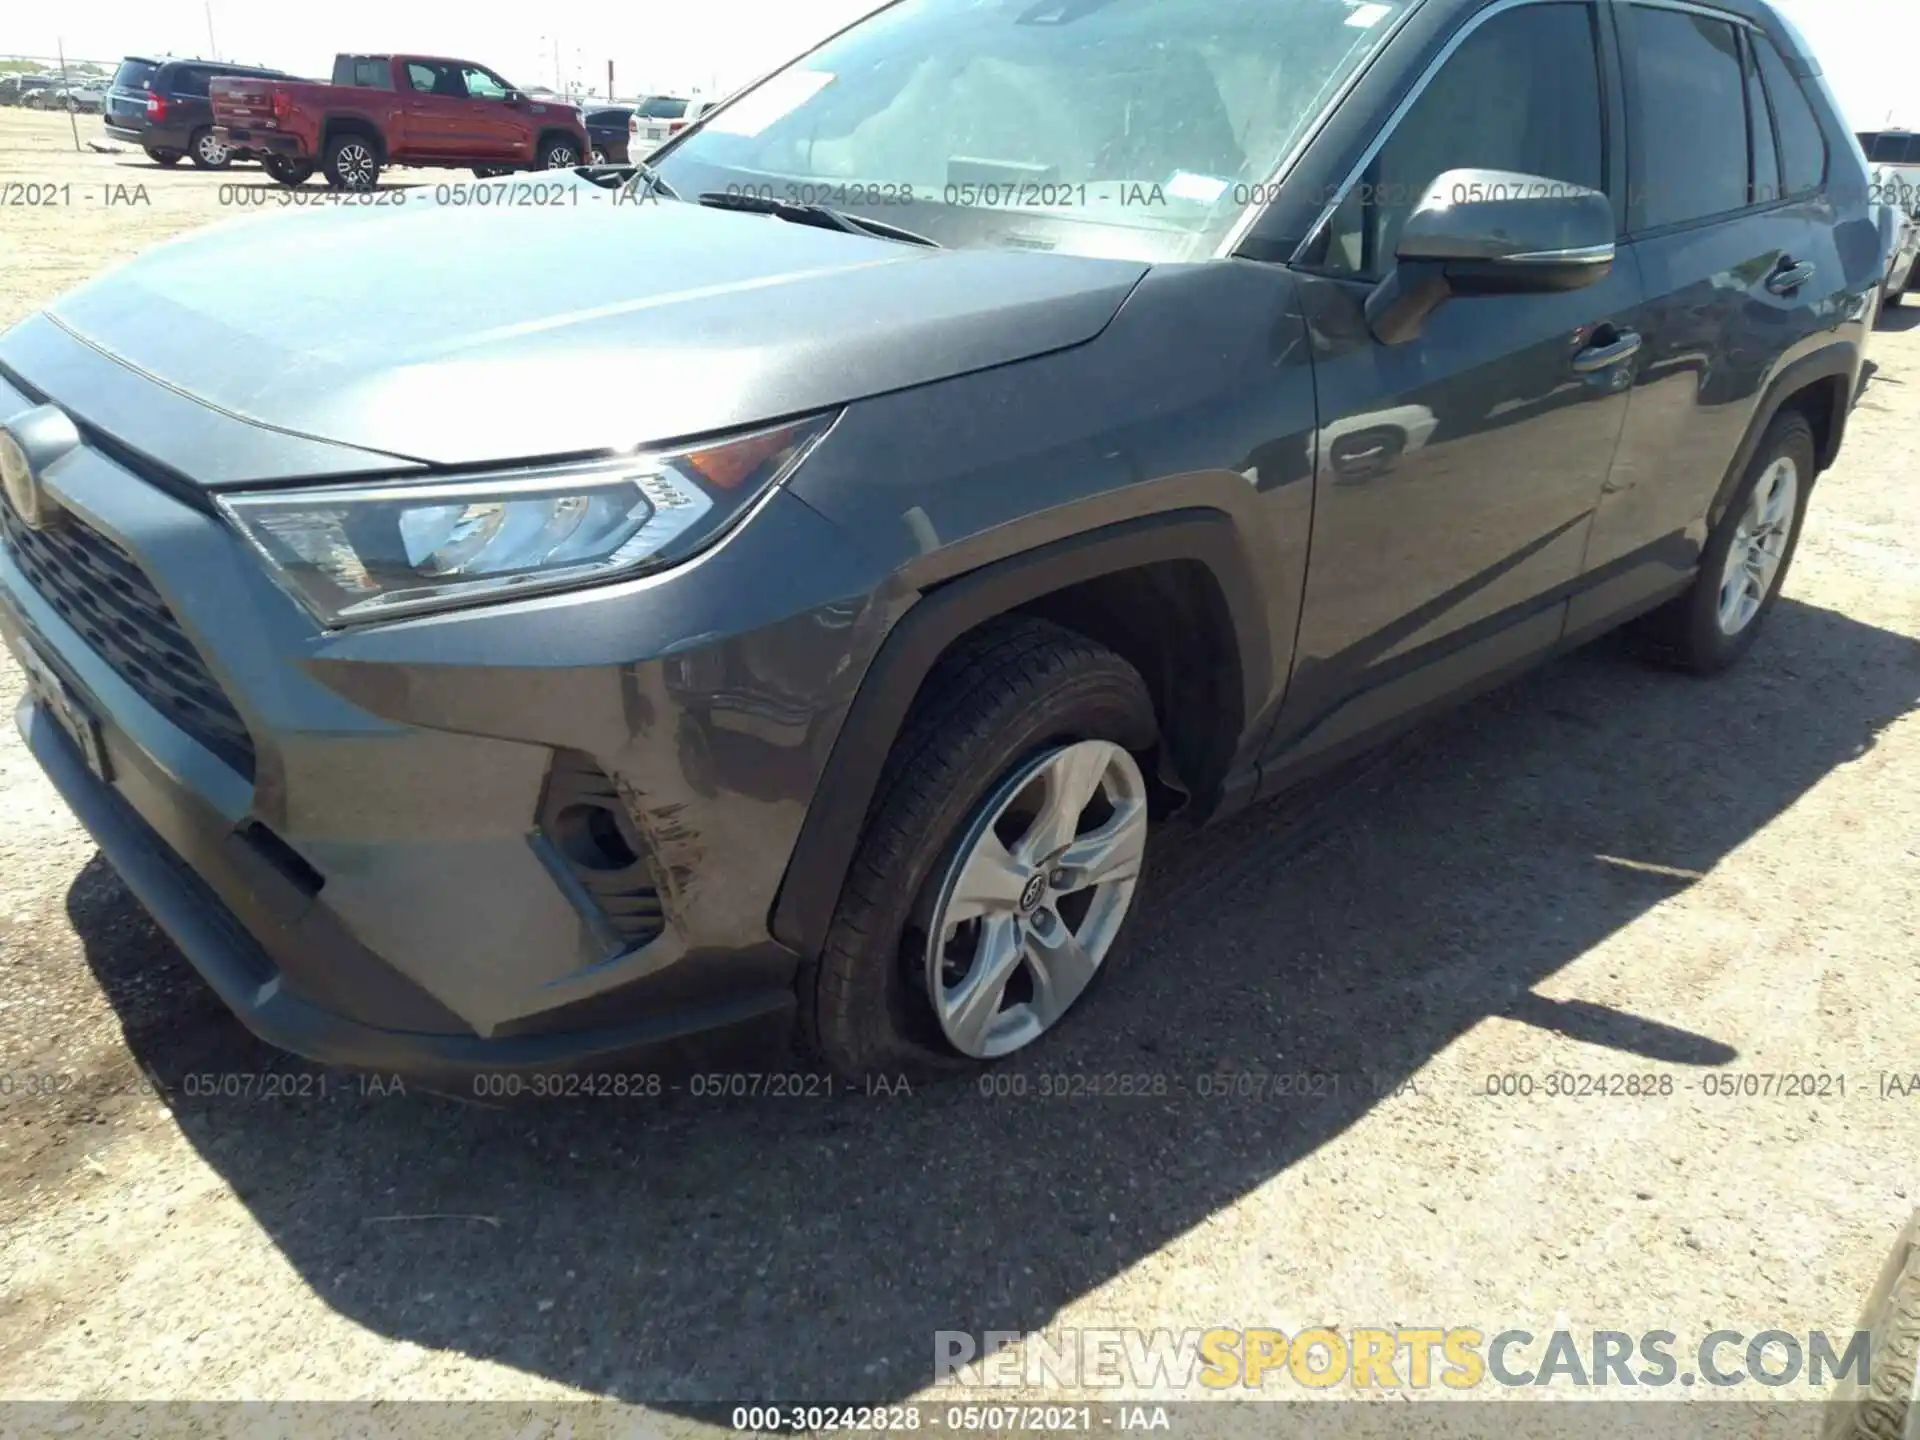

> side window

[
  {"left": 1742, "top": 37, "right": 1780, "bottom": 205},
  {"left": 176, "top": 68, "right": 210, "bottom": 98},
  {"left": 405, "top": 63, "right": 438, "bottom": 93},
  {"left": 353, "top": 59, "right": 387, "bottom": 88},
  {"left": 1627, "top": 7, "right": 1747, "bottom": 230},
  {"left": 1316, "top": 3, "right": 1604, "bottom": 279},
  {"left": 462, "top": 67, "right": 509, "bottom": 100},
  {"left": 1751, "top": 35, "right": 1827, "bottom": 193}
]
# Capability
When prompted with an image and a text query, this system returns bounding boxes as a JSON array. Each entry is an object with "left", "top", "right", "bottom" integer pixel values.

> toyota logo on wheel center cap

[{"left": 1018, "top": 873, "right": 1048, "bottom": 912}]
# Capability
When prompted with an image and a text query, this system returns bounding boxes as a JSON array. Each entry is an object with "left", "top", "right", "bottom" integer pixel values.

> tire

[
  {"left": 1633, "top": 409, "right": 1814, "bottom": 674},
  {"left": 263, "top": 156, "right": 313, "bottom": 187},
  {"left": 187, "top": 127, "right": 232, "bottom": 170},
  {"left": 1819, "top": 1210, "right": 1920, "bottom": 1440},
  {"left": 144, "top": 147, "right": 183, "bottom": 166},
  {"left": 539, "top": 137, "right": 582, "bottom": 170},
  {"left": 323, "top": 134, "right": 380, "bottom": 191},
  {"left": 800, "top": 617, "right": 1158, "bottom": 1078},
  {"left": 589, "top": 147, "right": 607, "bottom": 165}
]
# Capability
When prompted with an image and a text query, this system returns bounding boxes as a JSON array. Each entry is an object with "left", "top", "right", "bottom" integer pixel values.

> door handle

[
  {"left": 1766, "top": 260, "right": 1816, "bottom": 295},
  {"left": 1572, "top": 329, "right": 1643, "bottom": 374}
]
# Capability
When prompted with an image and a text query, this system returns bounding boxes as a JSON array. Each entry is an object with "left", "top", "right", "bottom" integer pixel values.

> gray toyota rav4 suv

[{"left": 0, "top": 0, "right": 1875, "bottom": 1081}]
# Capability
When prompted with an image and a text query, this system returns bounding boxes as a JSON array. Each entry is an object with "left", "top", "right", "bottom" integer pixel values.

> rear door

[
  {"left": 1265, "top": 0, "right": 1640, "bottom": 769},
  {"left": 1577, "top": 2, "right": 1831, "bottom": 626},
  {"left": 169, "top": 65, "right": 215, "bottom": 137}
]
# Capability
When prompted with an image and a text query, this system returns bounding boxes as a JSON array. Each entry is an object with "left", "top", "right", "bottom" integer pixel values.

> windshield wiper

[
  {"left": 695, "top": 191, "right": 940, "bottom": 248},
  {"left": 618, "top": 159, "right": 680, "bottom": 203}
]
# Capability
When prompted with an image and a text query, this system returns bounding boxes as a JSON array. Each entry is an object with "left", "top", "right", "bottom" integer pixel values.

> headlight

[{"left": 217, "top": 414, "right": 833, "bottom": 625}]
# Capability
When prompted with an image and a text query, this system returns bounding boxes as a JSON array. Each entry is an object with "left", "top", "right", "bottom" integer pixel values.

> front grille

[{"left": 1, "top": 498, "right": 256, "bottom": 779}]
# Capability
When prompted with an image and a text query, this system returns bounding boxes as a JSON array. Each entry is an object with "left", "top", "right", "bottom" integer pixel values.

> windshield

[{"left": 654, "top": 0, "right": 1409, "bottom": 260}]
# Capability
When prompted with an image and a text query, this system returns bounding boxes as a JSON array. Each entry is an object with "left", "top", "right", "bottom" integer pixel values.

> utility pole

[
  {"left": 204, "top": 0, "right": 219, "bottom": 61},
  {"left": 57, "top": 36, "right": 79, "bottom": 152}
]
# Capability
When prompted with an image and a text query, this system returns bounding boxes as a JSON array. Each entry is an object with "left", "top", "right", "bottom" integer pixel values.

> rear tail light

[
  {"left": 668, "top": 119, "right": 687, "bottom": 135},
  {"left": 628, "top": 115, "right": 639, "bottom": 138},
  {"left": 271, "top": 88, "right": 291, "bottom": 122},
  {"left": 146, "top": 92, "right": 167, "bottom": 122}
]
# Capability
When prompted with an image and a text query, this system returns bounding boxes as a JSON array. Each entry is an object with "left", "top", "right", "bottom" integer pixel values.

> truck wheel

[
  {"left": 1634, "top": 410, "right": 1813, "bottom": 674},
  {"left": 188, "top": 128, "right": 232, "bottom": 169},
  {"left": 263, "top": 156, "right": 314, "bottom": 187},
  {"left": 540, "top": 138, "right": 581, "bottom": 169},
  {"left": 144, "top": 147, "right": 183, "bottom": 166},
  {"left": 801, "top": 617, "right": 1158, "bottom": 1078},
  {"left": 323, "top": 135, "right": 380, "bottom": 191}
]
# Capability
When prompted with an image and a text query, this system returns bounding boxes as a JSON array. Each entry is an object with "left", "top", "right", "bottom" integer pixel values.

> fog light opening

[{"left": 552, "top": 802, "right": 640, "bottom": 872}]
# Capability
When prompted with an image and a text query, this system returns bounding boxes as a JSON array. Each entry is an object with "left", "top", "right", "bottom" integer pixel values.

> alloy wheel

[
  {"left": 923, "top": 740, "right": 1147, "bottom": 1059},
  {"left": 1716, "top": 455, "right": 1798, "bottom": 635},
  {"left": 197, "top": 132, "right": 229, "bottom": 165},
  {"left": 336, "top": 142, "right": 374, "bottom": 188}
]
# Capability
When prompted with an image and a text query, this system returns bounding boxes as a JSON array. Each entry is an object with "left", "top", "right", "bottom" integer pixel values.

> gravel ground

[{"left": 1, "top": 108, "right": 1918, "bottom": 1422}]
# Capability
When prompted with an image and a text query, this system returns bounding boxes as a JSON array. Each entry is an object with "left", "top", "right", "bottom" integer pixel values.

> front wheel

[
  {"left": 323, "top": 135, "right": 380, "bottom": 190},
  {"left": 801, "top": 618, "right": 1158, "bottom": 1078},
  {"left": 1634, "top": 409, "right": 1813, "bottom": 674},
  {"left": 188, "top": 127, "right": 232, "bottom": 169},
  {"left": 540, "top": 138, "right": 581, "bottom": 170},
  {"left": 263, "top": 156, "right": 314, "bottom": 186}
]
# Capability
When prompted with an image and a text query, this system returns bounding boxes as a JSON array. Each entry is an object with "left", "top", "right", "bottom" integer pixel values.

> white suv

[{"left": 1860, "top": 130, "right": 1920, "bottom": 217}]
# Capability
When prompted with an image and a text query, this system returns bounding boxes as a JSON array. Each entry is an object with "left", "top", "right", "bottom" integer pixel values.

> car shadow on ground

[{"left": 63, "top": 596, "right": 1920, "bottom": 1402}]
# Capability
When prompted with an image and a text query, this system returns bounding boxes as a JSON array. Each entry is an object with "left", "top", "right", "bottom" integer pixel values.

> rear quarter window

[{"left": 1751, "top": 34, "right": 1827, "bottom": 193}]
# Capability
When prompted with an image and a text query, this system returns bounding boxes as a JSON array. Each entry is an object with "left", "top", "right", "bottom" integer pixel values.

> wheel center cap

[{"left": 1018, "top": 874, "right": 1048, "bottom": 912}]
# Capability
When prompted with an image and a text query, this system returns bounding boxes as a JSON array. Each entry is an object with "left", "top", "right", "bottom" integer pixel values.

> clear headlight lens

[{"left": 217, "top": 415, "right": 832, "bottom": 625}]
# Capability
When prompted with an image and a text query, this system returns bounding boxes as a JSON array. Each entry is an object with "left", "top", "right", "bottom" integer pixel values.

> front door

[
  {"left": 459, "top": 64, "right": 527, "bottom": 163},
  {"left": 1264, "top": 0, "right": 1639, "bottom": 775}
]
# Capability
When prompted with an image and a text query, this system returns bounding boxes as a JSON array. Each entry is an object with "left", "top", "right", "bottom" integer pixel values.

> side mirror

[{"left": 1366, "top": 168, "right": 1616, "bottom": 345}]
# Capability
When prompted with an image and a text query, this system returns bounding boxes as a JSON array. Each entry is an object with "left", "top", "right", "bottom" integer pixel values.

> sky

[{"left": 3, "top": 0, "right": 1911, "bottom": 124}]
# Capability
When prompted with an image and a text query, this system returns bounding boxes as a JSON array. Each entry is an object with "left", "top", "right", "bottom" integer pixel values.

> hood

[{"left": 24, "top": 188, "right": 1148, "bottom": 474}]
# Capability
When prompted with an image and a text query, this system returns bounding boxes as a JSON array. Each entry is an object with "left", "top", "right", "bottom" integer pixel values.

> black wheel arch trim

[
  {"left": 1708, "top": 340, "right": 1857, "bottom": 530},
  {"left": 769, "top": 508, "right": 1271, "bottom": 960}
]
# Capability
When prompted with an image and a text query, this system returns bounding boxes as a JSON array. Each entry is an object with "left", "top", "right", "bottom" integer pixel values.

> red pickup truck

[{"left": 210, "top": 54, "right": 590, "bottom": 190}]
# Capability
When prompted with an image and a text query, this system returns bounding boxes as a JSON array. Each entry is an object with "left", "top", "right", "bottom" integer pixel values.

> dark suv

[
  {"left": 0, "top": 0, "right": 1873, "bottom": 1082},
  {"left": 103, "top": 55, "right": 289, "bottom": 169}
]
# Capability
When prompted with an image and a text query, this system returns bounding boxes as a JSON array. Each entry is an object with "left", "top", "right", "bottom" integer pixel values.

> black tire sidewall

[{"left": 1676, "top": 412, "right": 1816, "bottom": 672}]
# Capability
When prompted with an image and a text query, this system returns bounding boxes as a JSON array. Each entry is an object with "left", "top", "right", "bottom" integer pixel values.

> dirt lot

[{"left": 1, "top": 105, "right": 1918, "bottom": 1422}]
